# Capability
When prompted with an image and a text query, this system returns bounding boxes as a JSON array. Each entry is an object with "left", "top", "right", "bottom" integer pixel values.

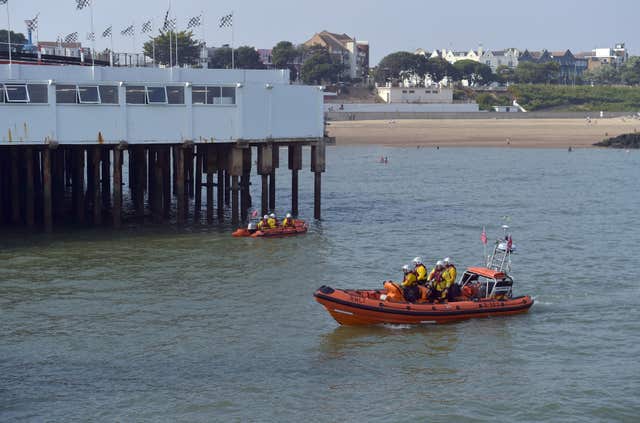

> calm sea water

[{"left": 1, "top": 146, "right": 639, "bottom": 422}]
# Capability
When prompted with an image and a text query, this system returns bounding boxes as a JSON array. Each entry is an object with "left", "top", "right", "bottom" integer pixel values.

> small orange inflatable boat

[
  {"left": 232, "top": 220, "right": 308, "bottom": 238},
  {"left": 314, "top": 267, "right": 533, "bottom": 325}
]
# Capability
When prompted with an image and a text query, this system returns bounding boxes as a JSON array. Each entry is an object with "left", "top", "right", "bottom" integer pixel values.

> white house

[
  {"left": 0, "top": 64, "right": 324, "bottom": 145},
  {"left": 479, "top": 48, "right": 520, "bottom": 71}
]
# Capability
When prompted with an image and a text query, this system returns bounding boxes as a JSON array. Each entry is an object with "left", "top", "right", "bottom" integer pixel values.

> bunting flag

[
  {"left": 25, "top": 13, "right": 39, "bottom": 32},
  {"left": 141, "top": 20, "right": 153, "bottom": 33},
  {"left": 102, "top": 25, "right": 112, "bottom": 38},
  {"left": 0, "top": 0, "right": 8, "bottom": 5},
  {"left": 76, "top": 0, "right": 91, "bottom": 10},
  {"left": 219, "top": 13, "right": 232, "bottom": 28},
  {"left": 121, "top": 24, "right": 135, "bottom": 37},
  {"left": 163, "top": 18, "right": 176, "bottom": 32},
  {"left": 481, "top": 226, "right": 487, "bottom": 245},
  {"left": 64, "top": 32, "right": 79, "bottom": 43},
  {"left": 86, "top": 31, "right": 95, "bottom": 41},
  {"left": 187, "top": 15, "right": 202, "bottom": 29}
]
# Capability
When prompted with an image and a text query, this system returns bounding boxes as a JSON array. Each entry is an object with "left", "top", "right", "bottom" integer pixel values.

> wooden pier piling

[
  {"left": 288, "top": 145, "right": 302, "bottom": 217},
  {"left": 113, "top": 144, "right": 123, "bottom": 228},
  {"left": 43, "top": 147, "right": 53, "bottom": 233}
]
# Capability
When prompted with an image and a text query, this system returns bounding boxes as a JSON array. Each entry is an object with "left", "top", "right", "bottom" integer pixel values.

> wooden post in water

[
  {"left": 43, "top": 147, "right": 53, "bottom": 233},
  {"left": 257, "top": 144, "right": 273, "bottom": 216},
  {"left": 205, "top": 145, "right": 216, "bottom": 223},
  {"left": 102, "top": 147, "right": 111, "bottom": 209},
  {"left": 224, "top": 170, "right": 231, "bottom": 206},
  {"left": 25, "top": 148, "right": 35, "bottom": 229},
  {"left": 10, "top": 149, "right": 20, "bottom": 224},
  {"left": 269, "top": 146, "right": 279, "bottom": 212},
  {"left": 176, "top": 145, "right": 185, "bottom": 224},
  {"left": 194, "top": 146, "right": 203, "bottom": 221},
  {"left": 288, "top": 145, "right": 302, "bottom": 217},
  {"left": 153, "top": 147, "right": 163, "bottom": 223},
  {"left": 135, "top": 146, "right": 145, "bottom": 218},
  {"left": 162, "top": 147, "right": 171, "bottom": 219},
  {"left": 0, "top": 150, "right": 5, "bottom": 225},
  {"left": 217, "top": 169, "right": 224, "bottom": 221},
  {"left": 74, "top": 147, "right": 85, "bottom": 224},
  {"left": 113, "top": 144, "right": 123, "bottom": 228},
  {"left": 311, "top": 140, "right": 326, "bottom": 220},
  {"left": 92, "top": 146, "right": 102, "bottom": 225}
]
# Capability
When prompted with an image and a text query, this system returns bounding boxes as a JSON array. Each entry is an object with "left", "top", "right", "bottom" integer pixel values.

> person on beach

[
  {"left": 257, "top": 215, "right": 269, "bottom": 230},
  {"left": 412, "top": 257, "right": 428, "bottom": 285},
  {"left": 267, "top": 213, "right": 277, "bottom": 229},
  {"left": 282, "top": 213, "right": 295, "bottom": 228}
]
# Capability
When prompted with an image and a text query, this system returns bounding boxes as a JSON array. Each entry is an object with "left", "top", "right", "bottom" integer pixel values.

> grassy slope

[{"left": 509, "top": 84, "right": 640, "bottom": 112}]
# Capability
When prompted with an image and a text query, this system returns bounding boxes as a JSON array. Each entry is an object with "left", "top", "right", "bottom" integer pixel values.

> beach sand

[{"left": 327, "top": 118, "right": 640, "bottom": 148}]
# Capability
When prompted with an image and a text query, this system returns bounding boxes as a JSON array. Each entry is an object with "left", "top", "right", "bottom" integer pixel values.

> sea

[{"left": 1, "top": 146, "right": 639, "bottom": 422}]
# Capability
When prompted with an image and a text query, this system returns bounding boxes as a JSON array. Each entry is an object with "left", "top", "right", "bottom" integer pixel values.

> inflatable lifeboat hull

[
  {"left": 314, "top": 286, "right": 533, "bottom": 326},
  {"left": 232, "top": 221, "right": 308, "bottom": 238}
]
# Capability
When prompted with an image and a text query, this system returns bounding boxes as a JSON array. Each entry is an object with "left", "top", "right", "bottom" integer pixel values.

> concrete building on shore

[{"left": 303, "top": 31, "right": 369, "bottom": 80}]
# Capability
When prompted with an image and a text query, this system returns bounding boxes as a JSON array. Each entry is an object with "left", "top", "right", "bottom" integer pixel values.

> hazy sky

[{"left": 3, "top": 0, "right": 637, "bottom": 64}]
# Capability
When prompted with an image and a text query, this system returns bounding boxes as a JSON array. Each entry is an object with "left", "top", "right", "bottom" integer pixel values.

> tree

[
  {"left": 300, "top": 47, "right": 344, "bottom": 84},
  {"left": 143, "top": 31, "right": 201, "bottom": 66},
  {"left": 620, "top": 57, "right": 640, "bottom": 85},
  {"left": 209, "top": 45, "right": 264, "bottom": 69},
  {"left": 375, "top": 51, "right": 429, "bottom": 85},
  {"left": 495, "top": 65, "right": 516, "bottom": 84},
  {"left": 0, "top": 30, "right": 27, "bottom": 52},
  {"left": 452, "top": 60, "right": 494, "bottom": 85},
  {"left": 272, "top": 41, "right": 298, "bottom": 68},
  {"left": 514, "top": 61, "right": 559, "bottom": 84},
  {"left": 583, "top": 65, "right": 620, "bottom": 85},
  {"left": 425, "top": 57, "right": 455, "bottom": 82}
]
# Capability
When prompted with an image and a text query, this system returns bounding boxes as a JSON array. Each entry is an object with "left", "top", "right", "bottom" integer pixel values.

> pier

[{"left": 0, "top": 64, "right": 329, "bottom": 232}]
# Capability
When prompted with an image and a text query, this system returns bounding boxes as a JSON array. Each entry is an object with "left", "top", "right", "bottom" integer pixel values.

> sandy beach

[{"left": 327, "top": 118, "right": 640, "bottom": 148}]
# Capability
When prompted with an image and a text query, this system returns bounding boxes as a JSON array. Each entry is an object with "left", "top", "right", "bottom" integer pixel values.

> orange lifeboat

[
  {"left": 314, "top": 267, "right": 533, "bottom": 325},
  {"left": 232, "top": 220, "right": 308, "bottom": 238}
]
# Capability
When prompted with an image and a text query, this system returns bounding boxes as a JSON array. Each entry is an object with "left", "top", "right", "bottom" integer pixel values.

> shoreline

[{"left": 327, "top": 118, "right": 640, "bottom": 148}]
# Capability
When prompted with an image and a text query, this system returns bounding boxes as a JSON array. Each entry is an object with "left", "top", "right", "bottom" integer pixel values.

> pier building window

[
  {"left": 126, "top": 85, "right": 146, "bottom": 104},
  {"left": 4, "top": 84, "right": 29, "bottom": 103},
  {"left": 146, "top": 86, "right": 167, "bottom": 104},
  {"left": 56, "top": 85, "right": 78, "bottom": 103},
  {"left": 192, "top": 86, "right": 206, "bottom": 104},
  {"left": 78, "top": 86, "right": 100, "bottom": 104},
  {"left": 166, "top": 86, "right": 184, "bottom": 104},
  {"left": 192, "top": 86, "right": 236, "bottom": 105},
  {"left": 99, "top": 86, "right": 118, "bottom": 104},
  {"left": 27, "top": 84, "right": 48, "bottom": 103}
]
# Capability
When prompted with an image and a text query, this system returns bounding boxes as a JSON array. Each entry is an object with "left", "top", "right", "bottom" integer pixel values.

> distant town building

[
  {"left": 575, "top": 43, "right": 628, "bottom": 70},
  {"left": 257, "top": 49, "right": 273, "bottom": 67},
  {"left": 38, "top": 40, "right": 87, "bottom": 58},
  {"left": 303, "top": 30, "right": 369, "bottom": 80},
  {"left": 479, "top": 48, "right": 520, "bottom": 70},
  {"left": 376, "top": 83, "right": 453, "bottom": 104},
  {"left": 519, "top": 49, "right": 587, "bottom": 83},
  {"left": 440, "top": 47, "right": 481, "bottom": 64}
]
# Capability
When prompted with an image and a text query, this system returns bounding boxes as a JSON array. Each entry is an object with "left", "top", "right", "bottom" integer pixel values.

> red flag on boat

[
  {"left": 251, "top": 209, "right": 258, "bottom": 218},
  {"left": 481, "top": 226, "right": 487, "bottom": 245},
  {"left": 507, "top": 235, "right": 513, "bottom": 251}
]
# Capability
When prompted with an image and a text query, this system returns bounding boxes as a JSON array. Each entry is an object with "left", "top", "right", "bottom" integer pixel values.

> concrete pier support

[
  {"left": 269, "top": 146, "right": 279, "bottom": 211},
  {"left": 257, "top": 144, "right": 273, "bottom": 216},
  {"left": 229, "top": 147, "right": 243, "bottom": 225},
  {"left": 113, "top": 144, "right": 123, "bottom": 228},
  {"left": 224, "top": 170, "right": 231, "bottom": 206},
  {"left": 311, "top": 141, "right": 326, "bottom": 220},
  {"left": 152, "top": 147, "right": 164, "bottom": 223},
  {"left": 288, "top": 145, "right": 302, "bottom": 217},
  {"left": 241, "top": 147, "right": 252, "bottom": 221},
  {"left": 194, "top": 146, "right": 203, "bottom": 221},
  {"left": 134, "top": 146, "right": 145, "bottom": 218},
  {"left": 10, "top": 149, "right": 20, "bottom": 224},
  {"left": 101, "top": 147, "right": 111, "bottom": 209},
  {"left": 217, "top": 170, "right": 224, "bottom": 221},
  {"left": 162, "top": 147, "right": 171, "bottom": 219}
]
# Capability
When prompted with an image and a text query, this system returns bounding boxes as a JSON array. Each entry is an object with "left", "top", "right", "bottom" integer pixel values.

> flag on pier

[
  {"left": 64, "top": 32, "right": 78, "bottom": 43},
  {"left": 102, "top": 25, "right": 112, "bottom": 38},
  {"left": 86, "top": 31, "right": 95, "bottom": 41},
  {"left": 187, "top": 14, "right": 202, "bottom": 29},
  {"left": 141, "top": 20, "right": 153, "bottom": 34},
  {"left": 0, "top": 0, "right": 8, "bottom": 5},
  {"left": 219, "top": 13, "right": 232, "bottom": 28},
  {"left": 162, "top": 9, "right": 176, "bottom": 31},
  {"left": 25, "top": 13, "right": 39, "bottom": 32},
  {"left": 121, "top": 24, "right": 135, "bottom": 37},
  {"left": 76, "top": 0, "right": 91, "bottom": 10}
]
